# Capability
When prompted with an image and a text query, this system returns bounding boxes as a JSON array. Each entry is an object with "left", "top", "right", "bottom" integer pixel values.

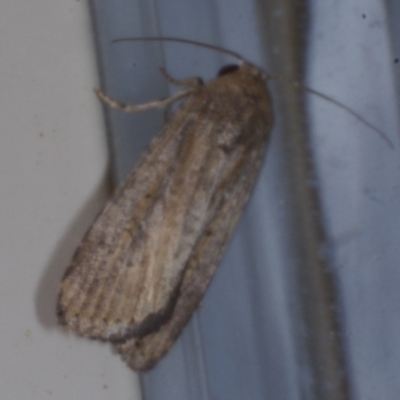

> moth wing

[
  {"left": 57, "top": 99, "right": 206, "bottom": 340},
  {"left": 115, "top": 107, "right": 271, "bottom": 371},
  {"left": 58, "top": 64, "right": 271, "bottom": 351}
]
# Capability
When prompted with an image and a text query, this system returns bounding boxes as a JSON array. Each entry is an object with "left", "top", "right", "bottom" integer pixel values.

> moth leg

[
  {"left": 159, "top": 67, "right": 203, "bottom": 89},
  {"left": 157, "top": 68, "right": 204, "bottom": 121},
  {"left": 95, "top": 67, "right": 203, "bottom": 116},
  {"left": 94, "top": 87, "right": 196, "bottom": 114}
]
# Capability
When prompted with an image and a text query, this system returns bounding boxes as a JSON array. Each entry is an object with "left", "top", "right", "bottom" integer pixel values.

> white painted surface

[{"left": 0, "top": 2, "right": 141, "bottom": 399}]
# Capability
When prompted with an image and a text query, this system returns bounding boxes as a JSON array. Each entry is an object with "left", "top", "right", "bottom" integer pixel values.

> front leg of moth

[
  {"left": 159, "top": 67, "right": 203, "bottom": 89},
  {"left": 94, "top": 68, "right": 203, "bottom": 115}
]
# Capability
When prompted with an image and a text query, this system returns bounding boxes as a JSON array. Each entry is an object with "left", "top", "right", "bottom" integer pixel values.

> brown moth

[
  {"left": 57, "top": 38, "right": 272, "bottom": 371},
  {"left": 56, "top": 36, "right": 391, "bottom": 372}
]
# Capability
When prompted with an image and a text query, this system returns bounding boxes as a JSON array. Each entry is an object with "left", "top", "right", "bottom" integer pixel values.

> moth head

[
  {"left": 217, "top": 64, "right": 240, "bottom": 76},
  {"left": 218, "top": 62, "right": 267, "bottom": 82}
]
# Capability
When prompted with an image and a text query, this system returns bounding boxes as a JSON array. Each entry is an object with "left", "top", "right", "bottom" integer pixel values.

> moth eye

[{"left": 217, "top": 64, "right": 239, "bottom": 76}]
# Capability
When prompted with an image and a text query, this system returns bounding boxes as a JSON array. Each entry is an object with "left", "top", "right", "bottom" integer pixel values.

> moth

[
  {"left": 57, "top": 37, "right": 388, "bottom": 372},
  {"left": 56, "top": 38, "right": 272, "bottom": 371}
]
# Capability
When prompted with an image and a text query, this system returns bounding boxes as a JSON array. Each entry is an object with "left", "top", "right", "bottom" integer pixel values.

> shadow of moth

[{"left": 57, "top": 38, "right": 272, "bottom": 371}]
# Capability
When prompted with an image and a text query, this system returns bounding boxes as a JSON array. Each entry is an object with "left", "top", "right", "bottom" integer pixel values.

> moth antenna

[
  {"left": 112, "top": 37, "right": 393, "bottom": 149},
  {"left": 112, "top": 36, "right": 246, "bottom": 64},
  {"left": 267, "top": 74, "right": 394, "bottom": 149}
]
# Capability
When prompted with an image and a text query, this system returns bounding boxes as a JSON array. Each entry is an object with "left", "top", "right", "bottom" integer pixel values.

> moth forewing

[
  {"left": 57, "top": 60, "right": 272, "bottom": 370},
  {"left": 116, "top": 114, "right": 270, "bottom": 371}
]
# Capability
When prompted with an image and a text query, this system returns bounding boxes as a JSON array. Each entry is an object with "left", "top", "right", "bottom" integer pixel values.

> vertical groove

[{"left": 256, "top": 0, "right": 352, "bottom": 399}]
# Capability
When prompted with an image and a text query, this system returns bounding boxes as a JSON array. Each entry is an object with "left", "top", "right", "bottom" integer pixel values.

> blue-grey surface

[
  {"left": 90, "top": 0, "right": 400, "bottom": 399},
  {"left": 307, "top": 1, "right": 400, "bottom": 399}
]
